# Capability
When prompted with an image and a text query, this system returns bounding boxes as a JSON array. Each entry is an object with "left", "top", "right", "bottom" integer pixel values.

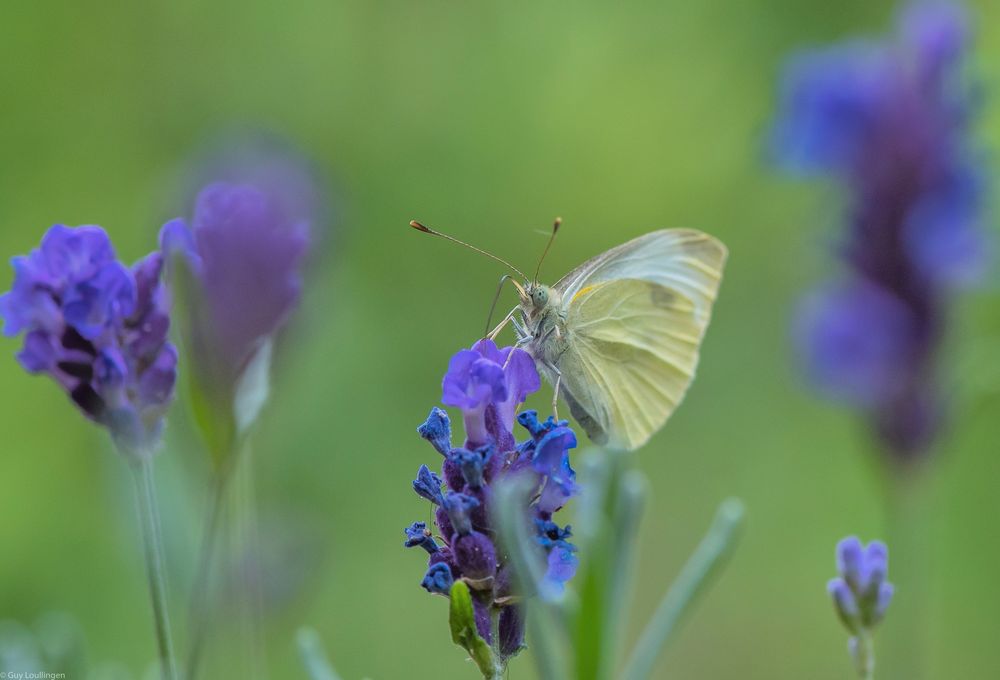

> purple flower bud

[
  {"left": 453, "top": 531, "right": 497, "bottom": 587},
  {"left": 452, "top": 446, "right": 491, "bottom": 489},
  {"left": 442, "top": 492, "right": 480, "bottom": 536},
  {"left": 418, "top": 407, "right": 452, "bottom": 456},
  {"left": 837, "top": 536, "right": 865, "bottom": 588},
  {"left": 412, "top": 465, "right": 444, "bottom": 505},
  {"left": 404, "top": 522, "right": 439, "bottom": 554},
  {"left": 870, "top": 582, "right": 895, "bottom": 626},
  {"left": 830, "top": 536, "right": 893, "bottom": 635},
  {"left": 829, "top": 577, "right": 862, "bottom": 634},
  {"left": 421, "top": 563, "right": 454, "bottom": 595}
]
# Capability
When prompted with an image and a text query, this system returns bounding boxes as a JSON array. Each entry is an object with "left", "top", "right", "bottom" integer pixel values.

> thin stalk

[
  {"left": 881, "top": 467, "right": 931, "bottom": 680},
  {"left": 234, "top": 445, "right": 267, "bottom": 680},
  {"left": 853, "top": 632, "right": 876, "bottom": 680},
  {"left": 185, "top": 471, "right": 227, "bottom": 680},
  {"left": 131, "top": 457, "right": 179, "bottom": 680},
  {"left": 621, "top": 499, "right": 745, "bottom": 680}
]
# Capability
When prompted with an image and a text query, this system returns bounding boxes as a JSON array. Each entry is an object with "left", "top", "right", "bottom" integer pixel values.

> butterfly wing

[{"left": 554, "top": 229, "right": 726, "bottom": 450}]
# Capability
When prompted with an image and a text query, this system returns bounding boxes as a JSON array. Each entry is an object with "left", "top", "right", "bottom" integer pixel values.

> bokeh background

[{"left": 1, "top": 1, "right": 999, "bottom": 678}]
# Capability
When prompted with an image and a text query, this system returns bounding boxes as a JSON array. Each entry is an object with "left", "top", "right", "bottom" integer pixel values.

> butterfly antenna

[
  {"left": 410, "top": 220, "right": 529, "bottom": 282},
  {"left": 533, "top": 217, "right": 562, "bottom": 285},
  {"left": 484, "top": 275, "right": 513, "bottom": 338}
]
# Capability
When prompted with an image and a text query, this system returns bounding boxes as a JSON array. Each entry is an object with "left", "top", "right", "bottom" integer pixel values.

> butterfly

[{"left": 411, "top": 219, "right": 727, "bottom": 451}]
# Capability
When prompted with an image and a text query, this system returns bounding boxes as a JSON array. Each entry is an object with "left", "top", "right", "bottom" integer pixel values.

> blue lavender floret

[
  {"left": 828, "top": 537, "right": 894, "bottom": 677},
  {"left": 0, "top": 225, "right": 177, "bottom": 454},
  {"left": 770, "top": 1, "right": 985, "bottom": 462},
  {"left": 403, "top": 338, "right": 578, "bottom": 659}
]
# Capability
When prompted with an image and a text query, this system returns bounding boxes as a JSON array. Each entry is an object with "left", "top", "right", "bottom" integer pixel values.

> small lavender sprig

[
  {"left": 0, "top": 224, "right": 179, "bottom": 679},
  {"left": 829, "top": 537, "right": 895, "bottom": 679}
]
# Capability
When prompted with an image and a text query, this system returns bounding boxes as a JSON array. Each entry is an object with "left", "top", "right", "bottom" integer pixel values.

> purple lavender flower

[
  {"left": 0, "top": 225, "right": 176, "bottom": 455},
  {"left": 441, "top": 338, "right": 540, "bottom": 451},
  {"left": 405, "top": 341, "right": 577, "bottom": 664},
  {"left": 771, "top": 1, "right": 984, "bottom": 462},
  {"left": 828, "top": 537, "right": 894, "bottom": 676},
  {"left": 161, "top": 183, "right": 308, "bottom": 390}
]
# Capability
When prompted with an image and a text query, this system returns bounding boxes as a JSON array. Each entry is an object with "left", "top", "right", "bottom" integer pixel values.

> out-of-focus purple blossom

[
  {"left": 771, "top": 1, "right": 985, "bottom": 462},
  {"left": 0, "top": 225, "right": 176, "bottom": 454},
  {"left": 181, "top": 133, "right": 327, "bottom": 241},
  {"left": 404, "top": 342, "right": 576, "bottom": 661},
  {"left": 828, "top": 537, "right": 894, "bottom": 674},
  {"left": 161, "top": 182, "right": 308, "bottom": 393}
]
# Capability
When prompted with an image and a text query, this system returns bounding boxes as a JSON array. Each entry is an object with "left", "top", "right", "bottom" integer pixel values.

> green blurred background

[{"left": 1, "top": 1, "right": 999, "bottom": 678}]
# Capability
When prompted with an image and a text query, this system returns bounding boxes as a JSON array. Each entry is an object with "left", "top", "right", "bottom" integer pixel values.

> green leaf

[
  {"left": 233, "top": 338, "right": 273, "bottom": 434},
  {"left": 493, "top": 475, "right": 572, "bottom": 680},
  {"left": 296, "top": 627, "right": 343, "bottom": 680},
  {"left": 622, "top": 498, "right": 746, "bottom": 680},
  {"left": 448, "top": 580, "right": 496, "bottom": 678}
]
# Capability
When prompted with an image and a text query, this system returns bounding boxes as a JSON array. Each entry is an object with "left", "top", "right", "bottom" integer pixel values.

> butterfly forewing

[{"left": 554, "top": 229, "right": 726, "bottom": 450}]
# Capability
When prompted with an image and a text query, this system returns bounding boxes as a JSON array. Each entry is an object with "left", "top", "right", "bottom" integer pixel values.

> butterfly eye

[{"left": 533, "top": 288, "right": 548, "bottom": 306}]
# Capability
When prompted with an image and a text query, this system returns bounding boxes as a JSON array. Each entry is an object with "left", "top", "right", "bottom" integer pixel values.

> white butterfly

[{"left": 412, "top": 220, "right": 727, "bottom": 451}]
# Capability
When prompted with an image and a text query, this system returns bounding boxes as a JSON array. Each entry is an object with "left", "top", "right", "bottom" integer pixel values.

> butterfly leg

[
  {"left": 544, "top": 362, "right": 562, "bottom": 421},
  {"left": 512, "top": 314, "right": 530, "bottom": 345},
  {"left": 487, "top": 305, "right": 519, "bottom": 341}
]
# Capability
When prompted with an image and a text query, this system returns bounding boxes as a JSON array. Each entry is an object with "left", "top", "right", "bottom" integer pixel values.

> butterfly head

[{"left": 528, "top": 284, "right": 550, "bottom": 310}]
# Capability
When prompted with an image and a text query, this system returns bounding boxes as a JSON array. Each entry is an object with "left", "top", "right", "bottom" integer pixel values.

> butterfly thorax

[{"left": 519, "top": 284, "right": 568, "bottom": 368}]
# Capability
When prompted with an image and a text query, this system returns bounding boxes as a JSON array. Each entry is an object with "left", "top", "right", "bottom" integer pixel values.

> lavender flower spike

[
  {"left": 771, "top": 0, "right": 985, "bottom": 463},
  {"left": 406, "top": 343, "right": 577, "bottom": 674},
  {"left": 160, "top": 178, "right": 311, "bottom": 462},
  {"left": 828, "top": 536, "right": 894, "bottom": 678},
  {"left": 161, "top": 183, "right": 308, "bottom": 388},
  {"left": 0, "top": 225, "right": 177, "bottom": 456}
]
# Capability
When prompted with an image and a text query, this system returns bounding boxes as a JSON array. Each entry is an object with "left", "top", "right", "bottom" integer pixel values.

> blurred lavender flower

[
  {"left": 405, "top": 339, "right": 578, "bottom": 669},
  {"left": 771, "top": 1, "right": 984, "bottom": 462},
  {"left": 0, "top": 225, "right": 176, "bottom": 455},
  {"left": 162, "top": 183, "right": 308, "bottom": 391},
  {"left": 829, "top": 537, "right": 894, "bottom": 678},
  {"left": 161, "top": 179, "right": 310, "bottom": 460}
]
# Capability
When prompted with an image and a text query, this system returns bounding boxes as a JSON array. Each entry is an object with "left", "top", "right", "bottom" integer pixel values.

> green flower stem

[
  {"left": 882, "top": 468, "right": 931, "bottom": 680},
  {"left": 854, "top": 632, "right": 876, "bottom": 680},
  {"left": 130, "top": 456, "right": 179, "bottom": 680},
  {"left": 621, "top": 498, "right": 745, "bottom": 680},
  {"left": 185, "top": 470, "right": 228, "bottom": 680}
]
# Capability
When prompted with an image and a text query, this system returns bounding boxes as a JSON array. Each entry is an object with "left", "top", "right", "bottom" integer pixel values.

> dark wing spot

[
  {"left": 563, "top": 389, "right": 608, "bottom": 446},
  {"left": 649, "top": 285, "right": 676, "bottom": 309}
]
